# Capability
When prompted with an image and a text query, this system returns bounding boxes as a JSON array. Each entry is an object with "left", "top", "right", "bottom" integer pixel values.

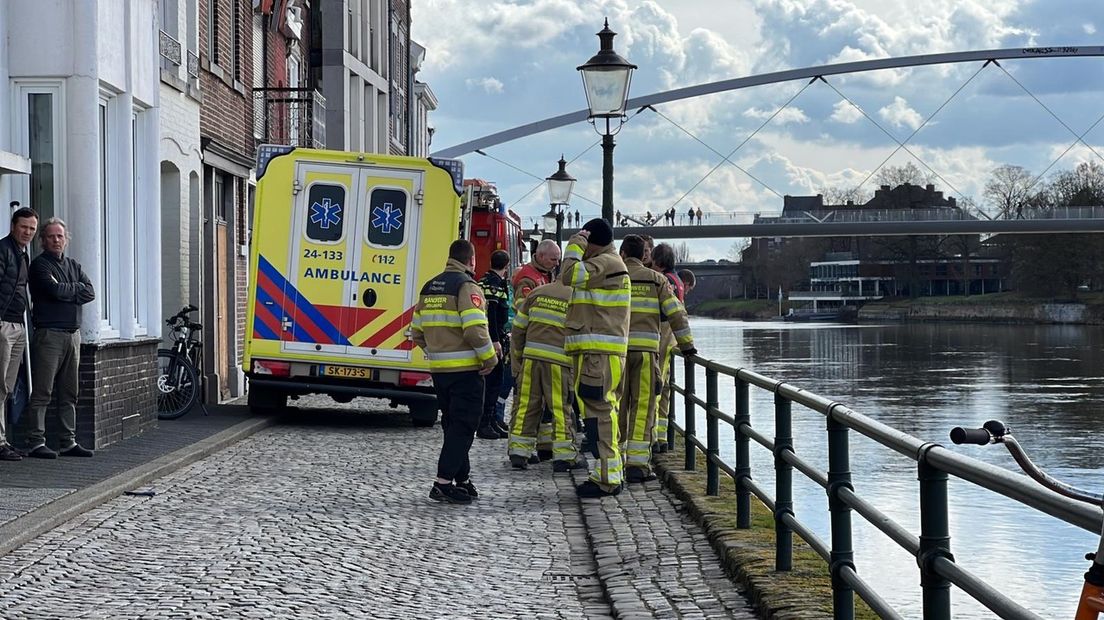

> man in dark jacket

[
  {"left": 19, "top": 217, "right": 95, "bottom": 458},
  {"left": 0, "top": 207, "right": 37, "bottom": 461},
  {"left": 476, "top": 250, "right": 510, "bottom": 439}
]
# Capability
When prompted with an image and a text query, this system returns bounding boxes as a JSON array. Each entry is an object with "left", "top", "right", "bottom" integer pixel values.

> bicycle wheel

[{"left": 156, "top": 349, "right": 199, "bottom": 420}]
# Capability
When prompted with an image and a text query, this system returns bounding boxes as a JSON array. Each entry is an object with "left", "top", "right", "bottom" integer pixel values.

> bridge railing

[{"left": 665, "top": 351, "right": 1101, "bottom": 619}]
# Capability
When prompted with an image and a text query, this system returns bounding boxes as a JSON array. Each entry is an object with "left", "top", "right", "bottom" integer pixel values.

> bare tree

[
  {"left": 873, "top": 162, "right": 934, "bottom": 188},
  {"left": 1049, "top": 161, "right": 1104, "bottom": 207},
  {"left": 673, "top": 242, "right": 692, "bottom": 263},
  {"left": 821, "top": 185, "right": 868, "bottom": 206},
  {"left": 983, "top": 164, "right": 1039, "bottom": 219}
]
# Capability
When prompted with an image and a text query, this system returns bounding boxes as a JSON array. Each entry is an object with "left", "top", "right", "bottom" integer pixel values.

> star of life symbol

[
  {"left": 309, "top": 198, "right": 342, "bottom": 229},
  {"left": 371, "top": 202, "right": 403, "bottom": 234}
]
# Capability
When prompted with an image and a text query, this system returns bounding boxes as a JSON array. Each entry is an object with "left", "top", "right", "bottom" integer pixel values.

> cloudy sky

[{"left": 411, "top": 0, "right": 1104, "bottom": 260}]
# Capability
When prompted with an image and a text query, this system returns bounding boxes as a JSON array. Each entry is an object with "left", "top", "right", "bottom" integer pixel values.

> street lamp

[
  {"left": 545, "top": 155, "right": 576, "bottom": 245},
  {"left": 577, "top": 18, "right": 635, "bottom": 226}
]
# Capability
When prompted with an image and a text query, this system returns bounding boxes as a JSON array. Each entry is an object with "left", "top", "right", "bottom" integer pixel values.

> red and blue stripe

[{"left": 253, "top": 255, "right": 350, "bottom": 346}]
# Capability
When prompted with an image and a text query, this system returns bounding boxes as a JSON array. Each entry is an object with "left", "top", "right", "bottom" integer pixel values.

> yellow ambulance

[{"left": 244, "top": 145, "right": 464, "bottom": 425}]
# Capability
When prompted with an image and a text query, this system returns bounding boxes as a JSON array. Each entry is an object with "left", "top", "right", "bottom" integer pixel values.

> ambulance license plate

[{"left": 319, "top": 365, "right": 376, "bottom": 379}]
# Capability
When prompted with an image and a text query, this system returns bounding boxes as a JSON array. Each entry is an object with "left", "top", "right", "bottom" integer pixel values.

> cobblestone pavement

[{"left": 0, "top": 395, "right": 755, "bottom": 619}]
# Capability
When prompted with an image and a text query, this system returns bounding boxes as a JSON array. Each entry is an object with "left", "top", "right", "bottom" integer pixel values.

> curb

[{"left": 0, "top": 415, "right": 276, "bottom": 558}]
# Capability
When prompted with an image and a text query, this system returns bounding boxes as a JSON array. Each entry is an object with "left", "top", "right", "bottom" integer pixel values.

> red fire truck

[{"left": 462, "top": 178, "right": 528, "bottom": 277}]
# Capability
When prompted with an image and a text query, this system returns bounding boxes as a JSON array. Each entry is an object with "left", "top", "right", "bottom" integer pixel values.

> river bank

[{"left": 690, "top": 292, "right": 1104, "bottom": 324}]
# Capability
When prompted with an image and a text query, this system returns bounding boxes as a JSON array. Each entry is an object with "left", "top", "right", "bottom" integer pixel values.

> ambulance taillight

[
  {"left": 253, "top": 360, "right": 291, "bottom": 377},
  {"left": 399, "top": 371, "right": 433, "bottom": 387}
]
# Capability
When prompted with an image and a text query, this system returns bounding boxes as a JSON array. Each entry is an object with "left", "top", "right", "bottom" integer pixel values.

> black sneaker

[
  {"left": 576, "top": 480, "right": 622, "bottom": 498},
  {"left": 59, "top": 444, "right": 94, "bottom": 458},
  {"left": 492, "top": 420, "right": 510, "bottom": 438},
  {"left": 429, "top": 482, "right": 472, "bottom": 504},
  {"left": 509, "top": 455, "right": 529, "bottom": 470},
  {"left": 26, "top": 445, "right": 58, "bottom": 459},
  {"left": 527, "top": 454, "right": 541, "bottom": 465},
  {"left": 625, "top": 467, "right": 657, "bottom": 484},
  {"left": 552, "top": 458, "right": 588, "bottom": 473},
  {"left": 0, "top": 445, "right": 22, "bottom": 461},
  {"left": 455, "top": 479, "right": 479, "bottom": 499},
  {"left": 476, "top": 426, "right": 501, "bottom": 440}
]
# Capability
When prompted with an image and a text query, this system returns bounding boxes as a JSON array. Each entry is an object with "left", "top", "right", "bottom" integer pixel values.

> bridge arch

[{"left": 432, "top": 46, "right": 1104, "bottom": 159}]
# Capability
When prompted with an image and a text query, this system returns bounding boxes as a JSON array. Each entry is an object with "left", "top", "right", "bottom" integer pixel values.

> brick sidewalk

[{"left": 0, "top": 403, "right": 258, "bottom": 529}]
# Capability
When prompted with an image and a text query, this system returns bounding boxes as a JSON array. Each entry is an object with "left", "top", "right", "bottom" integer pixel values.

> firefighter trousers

[
  {"left": 655, "top": 343, "right": 675, "bottom": 447},
  {"left": 508, "top": 358, "right": 577, "bottom": 461},
  {"left": 619, "top": 350, "right": 659, "bottom": 474},
  {"left": 432, "top": 370, "right": 485, "bottom": 483},
  {"left": 574, "top": 353, "right": 625, "bottom": 491}
]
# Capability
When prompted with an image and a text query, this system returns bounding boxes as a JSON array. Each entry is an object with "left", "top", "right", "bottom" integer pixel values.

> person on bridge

[
  {"left": 651, "top": 243, "right": 687, "bottom": 453},
  {"left": 561, "top": 218, "right": 631, "bottom": 497},
  {"left": 618, "top": 235, "right": 695, "bottom": 483},
  {"left": 507, "top": 279, "right": 587, "bottom": 472},
  {"left": 412, "top": 240, "right": 498, "bottom": 505},
  {"left": 696, "top": 207, "right": 703, "bottom": 225},
  {"left": 686, "top": 206, "right": 694, "bottom": 225},
  {"left": 476, "top": 250, "right": 510, "bottom": 441},
  {"left": 512, "top": 239, "right": 561, "bottom": 461}
]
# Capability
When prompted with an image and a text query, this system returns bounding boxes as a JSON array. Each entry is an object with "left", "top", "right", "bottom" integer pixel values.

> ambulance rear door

[
  {"left": 279, "top": 162, "right": 362, "bottom": 356},
  {"left": 344, "top": 167, "right": 423, "bottom": 363}
]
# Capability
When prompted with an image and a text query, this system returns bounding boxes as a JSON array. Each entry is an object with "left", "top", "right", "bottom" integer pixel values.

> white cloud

[
  {"left": 743, "top": 106, "right": 809, "bottom": 125},
  {"left": 465, "top": 77, "right": 504, "bottom": 94},
  {"left": 878, "top": 96, "right": 923, "bottom": 131},
  {"left": 830, "top": 100, "right": 863, "bottom": 124},
  {"left": 1084, "top": 23, "right": 1097, "bottom": 35}
]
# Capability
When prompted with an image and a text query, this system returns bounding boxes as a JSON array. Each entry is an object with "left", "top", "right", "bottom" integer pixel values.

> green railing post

[
  {"left": 918, "top": 445, "right": 953, "bottom": 619},
  {"left": 705, "top": 367, "right": 719, "bottom": 496},
  {"left": 826, "top": 407, "right": 855, "bottom": 620},
  {"left": 774, "top": 392, "right": 793, "bottom": 571},
  {"left": 734, "top": 376, "right": 751, "bottom": 529},
  {"left": 666, "top": 350, "right": 676, "bottom": 448},
  {"left": 683, "top": 356, "right": 697, "bottom": 471}
]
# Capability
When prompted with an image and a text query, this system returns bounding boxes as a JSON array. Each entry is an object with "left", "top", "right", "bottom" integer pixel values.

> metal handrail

[{"left": 664, "top": 351, "right": 1098, "bottom": 619}]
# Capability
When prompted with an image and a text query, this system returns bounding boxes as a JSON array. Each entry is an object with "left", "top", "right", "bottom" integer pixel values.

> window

[
  {"left": 98, "top": 99, "right": 111, "bottom": 328},
  {"left": 366, "top": 188, "right": 406, "bottom": 247},
  {"left": 206, "top": 0, "right": 218, "bottom": 66},
  {"left": 28, "top": 93, "right": 55, "bottom": 221},
  {"left": 214, "top": 171, "right": 227, "bottom": 221},
  {"left": 231, "top": 1, "right": 240, "bottom": 80},
  {"left": 132, "top": 110, "right": 149, "bottom": 333},
  {"left": 305, "top": 184, "right": 346, "bottom": 243}
]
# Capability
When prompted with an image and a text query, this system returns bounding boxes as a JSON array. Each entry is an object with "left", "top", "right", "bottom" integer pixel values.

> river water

[{"left": 674, "top": 317, "right": 1104, "bottom": 619}]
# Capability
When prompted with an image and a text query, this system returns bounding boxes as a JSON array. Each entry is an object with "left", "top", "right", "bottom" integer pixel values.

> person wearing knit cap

[{"left": 559, "top": 218, "right": 631, "bottom": 497}]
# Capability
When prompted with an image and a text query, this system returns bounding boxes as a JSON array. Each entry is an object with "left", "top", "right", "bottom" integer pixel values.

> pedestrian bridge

[{"left": 558, "top": 205, "right": 1104, "bottom": 240}]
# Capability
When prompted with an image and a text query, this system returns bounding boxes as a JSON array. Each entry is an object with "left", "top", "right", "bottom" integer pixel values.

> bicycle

[
  {"left": 951, "top": 420, "right": 1104, "bottom": 619},
  {"left": 157, "top": 304, "right": 207, "bottom": 420}
]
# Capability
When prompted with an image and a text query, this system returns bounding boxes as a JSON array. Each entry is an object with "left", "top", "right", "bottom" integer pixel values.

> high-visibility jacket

[
  {"left": 560, "top": 234, "right": 630, "bottom": 356},
  {"left": 625, "top": 257, "right": 694, "bottom": 353},
  {"left": 511, "top": 261, "right": 552, "bottom": 311},
  {"left": 411, "top": 258, "right": 497, "bottom": 372},
  {"left": 511, "top": 281, "right": 573, "bottom": 373}
]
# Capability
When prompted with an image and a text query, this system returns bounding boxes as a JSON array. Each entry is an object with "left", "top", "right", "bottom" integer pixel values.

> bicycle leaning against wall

[
  {"left": 156, "top": 304, "right": 207, "bottom": 420},
  {"left": 951, "top": 420, "right": 1104, "bottom": 619}
]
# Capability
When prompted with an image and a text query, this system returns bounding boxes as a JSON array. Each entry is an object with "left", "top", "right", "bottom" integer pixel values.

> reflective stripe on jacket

[
  {"left": 560, "top": 235, "right": 630, "bottom": 356},
  {"left": 511, "top": 281, "right": 573, "bottom": 371},
  {"left": 625, "top": 257, "right": 694, "bottom": 352},
  {"left": 411, "top": 259, "right": 497, "bottom": 373}
]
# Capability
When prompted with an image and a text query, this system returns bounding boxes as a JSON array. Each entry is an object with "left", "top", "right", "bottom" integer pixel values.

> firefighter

[
  {"left": 476, "top": 250, "right": 511, "bottom": 440},
  {"left": 651, "top": 243, "right": 688, "bottom": 453},
  {"left": 561, "top": 218, "right": 631, "bottom": 498},
  {"left": 411, "top": 240, "right": 498, "bottom": 505},
  {"left": 510, "top": 238, "right": 561, "bottom": 460},
  {"left": 506, "top": 280, "right": 587, "bottom": 472},
  {"left": 618, "top": 235, "right": 696, "bottom": 482}
]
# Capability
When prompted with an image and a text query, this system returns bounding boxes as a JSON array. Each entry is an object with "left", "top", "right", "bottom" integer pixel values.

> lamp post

[
  {"left": 577, "top": 19, "right": 636, "bottom": 226},
  {"left": 545, "top": 155, "right": 576, "bottom": 246}
]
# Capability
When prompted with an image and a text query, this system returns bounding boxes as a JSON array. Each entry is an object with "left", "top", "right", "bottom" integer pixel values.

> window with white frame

[
  {"left": 98, "top": 99, "right": 112, "bottom": 329},
  {"left": 132, "top": 109, "right": 149, "bottom": 334},
  {"left": 10, "top": 81, "right": 65, "bottom": 226}
]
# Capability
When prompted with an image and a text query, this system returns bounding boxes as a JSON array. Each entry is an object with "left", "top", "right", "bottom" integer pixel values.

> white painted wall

[{"left": 4, "top": 0, "right": 161, "bottom": 343}]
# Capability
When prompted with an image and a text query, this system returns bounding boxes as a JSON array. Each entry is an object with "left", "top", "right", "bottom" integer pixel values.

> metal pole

[
  {"left": 556, "top": 208, "right": 563, "bottom": 246},
  {"left": 918, "top": 445, "right": 953, "bottom": 619},
  {"left": 735, "top": 377, "right": 751, "bottom": 529},
  {"left": 683, "top": 356, "right": 696, "bottom": 471},
  {"left": 602, "top": 127, "right": 615, "bottom": 224},
  {"left": 706, "top": 368, "right": 719, "bottom": 496},
  {"left": 774, "top": 392, "right": 793, "bottom": 571},
  {"left": 827, "top": 409, "right": 855, "bottom": 620}
]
